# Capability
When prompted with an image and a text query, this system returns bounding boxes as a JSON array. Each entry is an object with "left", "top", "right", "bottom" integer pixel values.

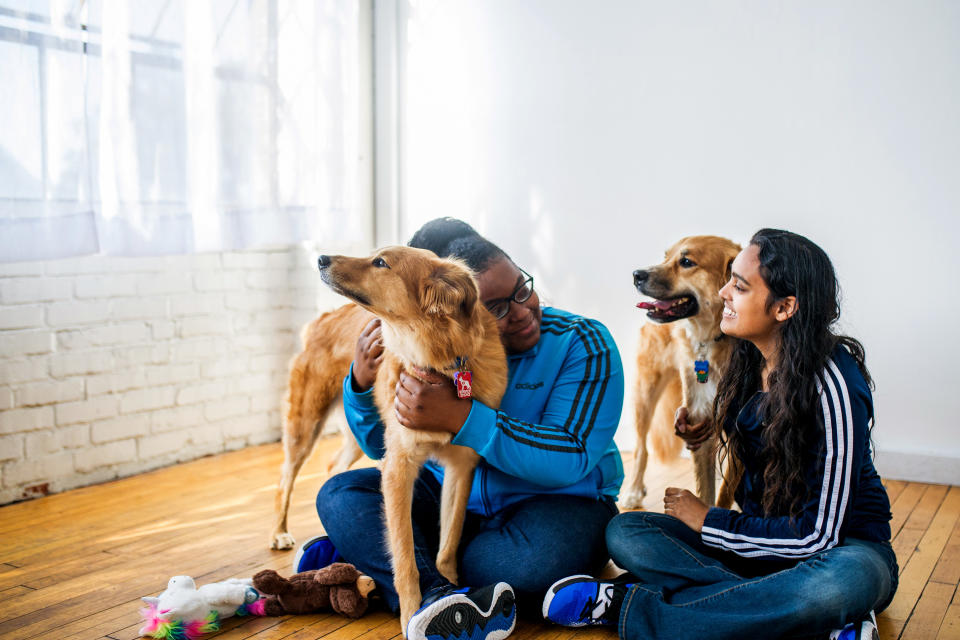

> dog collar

[
  {"left": 695, "top": 359, "right": 709, "bottom": 383},
  {"left": 452, "top": 356, "right": 472, "bottom": 399},
  {"left": 406, "top": 357, "right": 473, "bottom": 399},
  {"left": 694, "top": 337, "right": 724, "bottom": 384}
]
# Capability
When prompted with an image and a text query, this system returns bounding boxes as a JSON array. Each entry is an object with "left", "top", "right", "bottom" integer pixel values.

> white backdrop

[{"left": 380, "top": 0, "right": 960, "bottom": 483}]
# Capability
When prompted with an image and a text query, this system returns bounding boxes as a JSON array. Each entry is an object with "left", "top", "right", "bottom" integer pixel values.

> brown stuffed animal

[{"left": 252, "top": 562, "right": 375, "bottom": 618}]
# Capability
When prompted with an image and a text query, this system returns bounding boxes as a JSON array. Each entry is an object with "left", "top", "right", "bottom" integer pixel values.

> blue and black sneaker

[
  {"left": 292, "top": 534, "right": 343, "bottom": 574},
  {"left": 406, "top": 582, "right": 516, "bottom": 640},
  {"left": 542, "top": 575, "right": 632, "bottom": 627},
  {"left": 829, "top": 611, "right": 879, "bottom": 640}
]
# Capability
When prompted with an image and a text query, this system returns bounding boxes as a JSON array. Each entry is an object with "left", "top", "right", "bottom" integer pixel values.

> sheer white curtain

[{"left": 0, "top": 0, "right": 364, "bottom": 262}]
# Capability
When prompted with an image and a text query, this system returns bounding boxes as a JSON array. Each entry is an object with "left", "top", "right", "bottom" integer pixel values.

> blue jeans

[
  {"left": 607, "top": 512, "right": 898, "bottom": 640},
  {"left": 317, "top": 467, "right": 618, "bottom": 616}
]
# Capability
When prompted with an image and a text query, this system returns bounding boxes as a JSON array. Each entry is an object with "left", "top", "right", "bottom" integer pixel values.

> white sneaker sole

[
  {"left": 406, "top": 582, "right": 516, "bottom": 640},
  {"left": 541, "top": 574, "right": 594, "bottom": 625}
]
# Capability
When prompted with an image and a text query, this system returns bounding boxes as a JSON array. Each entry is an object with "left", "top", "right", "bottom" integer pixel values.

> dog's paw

[
  {"left": 271, "top": 532, "right": 297, "bottom": 550},
  {"left": 618, "top": 488, "right": 647, "bottom": 510},
  {"left": 435, "top": 560, "right": 458, "bottom": 586}
]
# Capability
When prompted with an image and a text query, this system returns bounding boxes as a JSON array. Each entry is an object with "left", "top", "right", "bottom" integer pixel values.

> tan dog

[
  {"left": 270, "top": 303, "right": 371, "bottom": 551},
  {"left": 619, "top": 235, "right": 741, "bottom": 509},
  {"left": 318, "top": 246, "right": 508, "bottom": 633}
]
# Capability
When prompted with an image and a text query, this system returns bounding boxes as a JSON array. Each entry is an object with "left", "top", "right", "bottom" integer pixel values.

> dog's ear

[{"left": 419, "top": 262, "right": 478, "bottom": 317}]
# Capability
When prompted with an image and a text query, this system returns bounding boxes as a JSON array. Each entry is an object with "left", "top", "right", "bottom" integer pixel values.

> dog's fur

[
  {"left": 270, "top": 303, "right": 371, "bottom": 551},
  {"left": 619, "top": 235, "right": 741, "bottom": 509},
  {"left": 318, "top": 246, "right": 508, "bottom": 633}
]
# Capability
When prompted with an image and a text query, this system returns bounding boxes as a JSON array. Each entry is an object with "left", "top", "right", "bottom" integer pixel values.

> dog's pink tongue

[{"left": 636, "top": 300, "right": 672, "bottom": 311}]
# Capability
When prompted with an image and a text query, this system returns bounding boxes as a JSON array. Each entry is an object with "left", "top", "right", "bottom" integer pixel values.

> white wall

[
  {"left": 0, "top": 246, "right": 348, "bottom": 505},
  {"left": 385, "top": 0, "right": 960, "bottom": 482}
]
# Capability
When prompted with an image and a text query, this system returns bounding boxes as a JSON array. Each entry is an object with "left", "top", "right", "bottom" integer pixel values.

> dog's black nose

[
  {"left": 633, "top": 270, "right": 649, "bottom": 287},
  {"left": 318, "top": 255, "right": 331, "bottom": 270}
]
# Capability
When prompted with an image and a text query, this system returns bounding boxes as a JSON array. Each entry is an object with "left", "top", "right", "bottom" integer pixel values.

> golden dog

[
  {"left": 270, "top": 302, "right": 370, "bottom": 551},
  {"left": 318, "top": 246, "right": 508, "bottom": 633},
  {"left": 619, "top": 235, "right": 741, "bottom": 509}
]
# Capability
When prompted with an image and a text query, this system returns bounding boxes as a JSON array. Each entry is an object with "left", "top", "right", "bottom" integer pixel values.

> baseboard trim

[{"left": 873, "top": 449, "right": 960, "bottom": 485}]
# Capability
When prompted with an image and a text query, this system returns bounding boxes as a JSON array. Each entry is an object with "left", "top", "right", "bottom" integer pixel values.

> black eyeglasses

[{"left": 484, "top": 269, "right": 534, "bottom": 320}]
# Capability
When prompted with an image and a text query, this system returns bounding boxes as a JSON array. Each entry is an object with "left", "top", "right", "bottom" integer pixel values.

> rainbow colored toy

[{"left": 138, "top": 575, "right": 266, "bottom": 640}]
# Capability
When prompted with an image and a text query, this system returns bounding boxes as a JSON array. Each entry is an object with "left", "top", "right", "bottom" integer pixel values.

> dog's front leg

[
  {"left": 622, "top": 370, "right": 670, "bottom": 509},
  {"left": 691, "top": 437, "right": 717, "bottom": 506},
  {"left": 715, "top": 450, "right": 742, "bottom": 509},
  {"left": 382, "top": 452, "right": 423, "bottom": 635},
  {"left": 435, "top": 446, "right": 479, "bottom": 585}
]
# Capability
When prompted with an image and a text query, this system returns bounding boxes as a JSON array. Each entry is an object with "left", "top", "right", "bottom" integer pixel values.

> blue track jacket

[
  {"left": 701, "top": 345, "right": 892, "bottom": 559},
  {"left": 340, "top": 307, "right": 625, "bottom": 517}
]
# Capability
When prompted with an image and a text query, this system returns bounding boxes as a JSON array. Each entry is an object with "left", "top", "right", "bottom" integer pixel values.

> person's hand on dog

[
  {"left": 664, "top": 487, "right": 709, "bottom": 532},
  {"left": 674, "top": 407, "right": 713, "bottom": 452},
  {"left": 351, "top": 318, "right": 384, "bottom": 392},
  {"left": 394, "top": 370, "right": 471, "bottom": 434}
]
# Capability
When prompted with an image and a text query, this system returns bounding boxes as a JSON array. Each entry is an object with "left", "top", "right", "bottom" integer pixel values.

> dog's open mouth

[{"left": 636, "top": 296, "right": 699, "bottom": 323}]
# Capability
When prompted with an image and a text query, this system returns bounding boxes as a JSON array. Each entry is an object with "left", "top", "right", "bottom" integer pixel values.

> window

[{"left": 0, "top": 0, "right": 367, "bottom": 262}]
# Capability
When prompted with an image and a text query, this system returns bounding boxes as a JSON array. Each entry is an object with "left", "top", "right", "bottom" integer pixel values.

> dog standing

[
  {"left": 619, "top": 236, "right": 741, "bottom": 509},
  {"left": 318, "top": 246, "right": 508, "bottom": 633},
  {"left": 270, "top": 303, "right": 370, "bottom": 551}
]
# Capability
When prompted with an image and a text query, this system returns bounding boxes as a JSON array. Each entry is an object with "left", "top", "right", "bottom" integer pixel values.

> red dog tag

[{"left": 454, "top": 371, "right": 473, "bottom": 399}]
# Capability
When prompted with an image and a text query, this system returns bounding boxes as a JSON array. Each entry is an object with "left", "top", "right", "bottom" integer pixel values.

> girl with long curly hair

[{"left": 543, "top": 229, "right": 897, "bottom": 640}]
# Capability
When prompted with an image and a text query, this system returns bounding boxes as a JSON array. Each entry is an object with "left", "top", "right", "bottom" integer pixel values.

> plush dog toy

[
  {"left": 139, "top": 576, "right": 265, "bottom": 639},
  {"left": 252, "top": 562, "right": 375, "bottom": 618}
]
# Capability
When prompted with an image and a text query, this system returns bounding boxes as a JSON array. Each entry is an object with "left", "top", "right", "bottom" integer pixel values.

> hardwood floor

[{"left": 0, "top": 437, "right": 957, "bottom": 639}]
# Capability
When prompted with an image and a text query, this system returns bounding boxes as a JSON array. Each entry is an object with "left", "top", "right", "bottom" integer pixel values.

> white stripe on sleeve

[{"left": 700, "top": 358, "right": 853, "bottom": 557}]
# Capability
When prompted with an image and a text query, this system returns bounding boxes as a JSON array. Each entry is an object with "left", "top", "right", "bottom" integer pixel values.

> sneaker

[
  {"left": 542, "top": 575, "right": 631, "bottom": 627},
  {"left": 292, "top": 534, "right": 342, "bottom": 574},
  {"left": 829, "top": 611, "right": 879, "bottom": 640},
  {"left": 406, "top": 582, "right": 516, "bottom": 640}
]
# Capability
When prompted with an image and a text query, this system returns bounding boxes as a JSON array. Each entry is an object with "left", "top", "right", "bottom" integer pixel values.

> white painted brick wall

[{"left": 0, "top": 245, "right": 350, "bottom": 505}]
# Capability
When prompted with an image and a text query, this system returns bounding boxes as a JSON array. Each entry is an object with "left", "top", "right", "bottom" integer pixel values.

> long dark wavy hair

[{"left": 714, "top": 229, "right": 872, "bottom": 520}]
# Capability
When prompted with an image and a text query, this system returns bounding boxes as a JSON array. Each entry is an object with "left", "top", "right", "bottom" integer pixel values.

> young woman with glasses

[{"left": 297, "top": 218, "right": 625, "bottom": 640}]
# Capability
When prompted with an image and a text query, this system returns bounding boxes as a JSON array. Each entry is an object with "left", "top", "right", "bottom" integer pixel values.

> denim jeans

[
  {"left": 606, "top": 511, "right": 898, "bottom": 640},
  {"left": 316, "top": 467, "right": 618, "bottom": 616}
]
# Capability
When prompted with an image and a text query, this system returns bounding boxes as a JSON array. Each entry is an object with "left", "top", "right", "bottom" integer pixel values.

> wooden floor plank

[
  {"left": 893, "top": 527, "right": 926, "bottom": 576},
  {"left": 901, "top": 581, "right": 954, "bottom": 639},
  {"left": 0, "top": 585, "right": 35, "bottom": 598},
  {"left": 885, "top": 479, "right": 908, "bottom": 505},
  {"left": 884, "top": 486, "right": 960, "bottom": 626},
  {"left": 890, "top": 483, "right": 929, "bottom": 539},
  {"left": 0, "top": 438, "right": 955, "bottom": 640},
  {"left": 931, "top": 516, "right": 960, "bottom": 586},
  {"left": 936, "top": 584, "right": 960, "bottom": 640},
  {"left": 906, "top": 485, "right": 951, "bottom": 532},
  {"left": 877, "top": 614, "right": 906, "bottom": 639}
]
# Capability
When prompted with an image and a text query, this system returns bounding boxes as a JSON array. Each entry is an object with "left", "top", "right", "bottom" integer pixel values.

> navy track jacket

[
  {"left": 341, "top": 307, "right": 625, "bottom": 517},
  {"left": 701, "top": 345, "right": 892, "bottom": 559}
]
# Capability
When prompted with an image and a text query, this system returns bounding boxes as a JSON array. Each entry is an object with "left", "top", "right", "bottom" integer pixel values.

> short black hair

[{"left": 407, "top": 217, "right": 509, "bottom": 273}]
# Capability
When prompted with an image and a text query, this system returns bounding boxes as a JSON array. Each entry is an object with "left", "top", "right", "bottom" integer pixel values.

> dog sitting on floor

[{"left": 619, "top": 235, "right": 741, "bottom": 509}]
